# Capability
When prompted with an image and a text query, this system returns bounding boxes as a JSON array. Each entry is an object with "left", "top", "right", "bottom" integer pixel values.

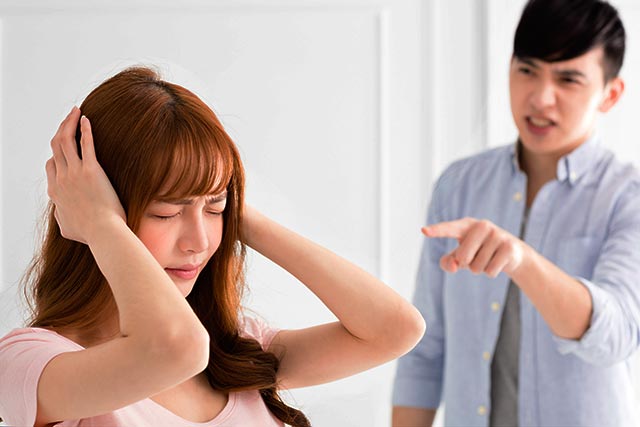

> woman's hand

[{"left": 45, "top": 106, "right": 126, "bottom": 245}]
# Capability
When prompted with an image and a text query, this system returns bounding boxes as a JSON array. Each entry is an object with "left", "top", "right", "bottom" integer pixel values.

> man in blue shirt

[{"left": 392, "top": 0, "right": 640, "bottom": 426}]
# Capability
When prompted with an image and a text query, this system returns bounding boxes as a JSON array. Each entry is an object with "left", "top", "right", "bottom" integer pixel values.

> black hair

[{"left": 513, "top": 0, "right": 625, "bottom": 82}]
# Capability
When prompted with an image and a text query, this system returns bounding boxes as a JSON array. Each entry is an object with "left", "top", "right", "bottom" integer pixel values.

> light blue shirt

[{"left": 393, "top": 137, "right": 640, "bottom": 426}]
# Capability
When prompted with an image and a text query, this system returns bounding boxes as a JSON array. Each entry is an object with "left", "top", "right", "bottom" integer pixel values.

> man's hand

[{"left": 423, "top": 217, "right": 525, "bottom": 278}]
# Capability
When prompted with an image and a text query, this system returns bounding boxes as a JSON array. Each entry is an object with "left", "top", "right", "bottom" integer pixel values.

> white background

[{"left": 0, "top": 1, "right": 638, "bottom": 425}]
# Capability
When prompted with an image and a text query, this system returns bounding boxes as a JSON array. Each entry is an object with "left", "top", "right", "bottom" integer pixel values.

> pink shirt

[{"left": 0, "top": 317, "right": 284, "bottom": 426}]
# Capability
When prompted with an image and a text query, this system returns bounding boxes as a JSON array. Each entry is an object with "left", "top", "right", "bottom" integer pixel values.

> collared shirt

[{"left": 393, "top": 136, "right": 640, "bottom": 426}]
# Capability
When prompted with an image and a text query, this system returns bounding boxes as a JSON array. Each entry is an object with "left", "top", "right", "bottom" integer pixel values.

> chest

[{"left": 151, "top": 376, "right": 228, "bottom": 423}]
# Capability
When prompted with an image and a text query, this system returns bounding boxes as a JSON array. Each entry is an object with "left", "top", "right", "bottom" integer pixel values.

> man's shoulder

[
  {"left": 591, "top": 144, "right": 640, "bottom": 188},
  {"left": 436, "top": 144, "right": 512, "bottom": 191}
]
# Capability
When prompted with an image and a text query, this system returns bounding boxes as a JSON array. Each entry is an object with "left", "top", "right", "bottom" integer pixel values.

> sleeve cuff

[
  {"left": 392, "top": 374, "right": 442, "bottom": 409},
  {"left": 553, "top": 277, "right": 612, "bottom": 356}
]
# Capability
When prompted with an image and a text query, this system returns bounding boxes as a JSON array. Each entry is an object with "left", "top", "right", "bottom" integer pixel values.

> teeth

[{"left": 529, "top": 117, "right": 553, "bottom": 127}]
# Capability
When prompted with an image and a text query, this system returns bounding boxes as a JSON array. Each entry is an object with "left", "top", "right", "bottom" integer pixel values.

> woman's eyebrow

[
  {"left": 206, "top": 193, "right": 227, "bottom": 204},
  {"left": 158, "top": 192, "right": 227, "bottom": 206}
]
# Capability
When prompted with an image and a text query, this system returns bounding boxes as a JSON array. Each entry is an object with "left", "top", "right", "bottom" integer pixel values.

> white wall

[{"left": 1, "top": 0, "right": 639, "bottom": 425}]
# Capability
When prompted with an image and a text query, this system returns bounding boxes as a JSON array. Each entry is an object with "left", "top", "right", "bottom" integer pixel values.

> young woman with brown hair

[{"left": 0, "top": 67, "right": 425, "bottom": 426}]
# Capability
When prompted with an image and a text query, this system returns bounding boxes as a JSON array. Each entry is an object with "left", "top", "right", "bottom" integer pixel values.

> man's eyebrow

[
  {"left": 554, "top": 69, "right": 587, "bottom": 80},
  {"left": 516, "top": 57, "right": 587, "bottom": 80},
  {"left": 517, "top": 57, "right": 540, "bottom": 69}
]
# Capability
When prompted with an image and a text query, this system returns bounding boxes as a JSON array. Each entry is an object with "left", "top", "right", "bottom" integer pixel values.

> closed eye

[{"left": 152, "top": 213, "right": 180, "bottom": 220}]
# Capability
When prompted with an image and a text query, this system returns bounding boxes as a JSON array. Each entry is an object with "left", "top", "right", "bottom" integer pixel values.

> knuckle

[{"left": 478, "top": 219, "right": 493, "bottom": 232}]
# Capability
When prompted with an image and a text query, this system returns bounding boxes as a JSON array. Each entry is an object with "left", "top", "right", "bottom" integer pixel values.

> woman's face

[{"left": 136, "top": 191, "right": 227, "bottom": 297}]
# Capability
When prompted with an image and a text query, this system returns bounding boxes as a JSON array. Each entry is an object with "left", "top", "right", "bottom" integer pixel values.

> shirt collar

[
  {"left": 509, "top": 133, "right": 601, "bottom": 185},
  {"left": 555, "top": 133, "right": 600, "bottom": 185}
]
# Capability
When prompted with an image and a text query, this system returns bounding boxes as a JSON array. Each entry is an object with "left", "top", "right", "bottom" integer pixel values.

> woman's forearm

[
  {"left": 87, "top": 216, "right": 206, "bottom": 341},
  {"left": 243, "top": 207, "right": 425, "bottom": 353}
]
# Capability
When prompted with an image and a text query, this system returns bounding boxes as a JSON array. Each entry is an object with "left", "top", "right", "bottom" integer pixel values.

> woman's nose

[{"left": 178, "top": 217, "right": 209, "bottom": 253}]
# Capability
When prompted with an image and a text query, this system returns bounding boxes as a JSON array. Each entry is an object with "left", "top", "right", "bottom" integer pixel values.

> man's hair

[{"left": 513, "top": 0, "right": 625, "bottom": 81}]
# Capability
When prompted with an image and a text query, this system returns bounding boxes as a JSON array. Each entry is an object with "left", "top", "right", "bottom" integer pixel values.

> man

[{"left": 392, "top": 0, "right": 640, "bottom": 425}]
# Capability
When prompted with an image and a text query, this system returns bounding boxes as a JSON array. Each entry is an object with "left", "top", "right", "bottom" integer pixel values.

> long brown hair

[{"left": 24, "top": 67, "right": 310, "bottom": 426}]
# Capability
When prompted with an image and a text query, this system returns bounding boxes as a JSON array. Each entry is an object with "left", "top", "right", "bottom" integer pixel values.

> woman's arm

[
  {"left": 242, "top": 206, "right": 425, "bottom": 389},
  {"left": 35, "top": 108, "right": 209, "bottom": 425}
]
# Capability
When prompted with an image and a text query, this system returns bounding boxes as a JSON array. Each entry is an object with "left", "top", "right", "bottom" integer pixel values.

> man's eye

[
  {"left": 519, "top": 67, "right": 533, "bottom": 75},
  {"left": 207, "top": 211, "right": 223, "bottom": 216}
]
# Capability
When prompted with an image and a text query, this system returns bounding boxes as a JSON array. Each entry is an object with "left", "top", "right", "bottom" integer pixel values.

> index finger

[
  {"left": 422, "top": 218, "right": 474, "bottom": 240},
  {"left": 54, "top": 106, "right": 82, "bottom": 142},
  {"left": 78, "top": 115, "right": 97, "bottom": 162}
]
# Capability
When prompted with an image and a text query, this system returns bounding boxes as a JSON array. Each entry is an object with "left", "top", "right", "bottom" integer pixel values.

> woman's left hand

[{"left": 45, "top": 106, "right": 126, "bottom": 245}]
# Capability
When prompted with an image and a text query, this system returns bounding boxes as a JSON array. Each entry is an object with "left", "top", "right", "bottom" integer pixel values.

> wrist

[
  {"left": 508, "top": 240, "right": 534, "bottom": 281},
  {"left": 241, "top": 205, "right": 261, "bottom": 247},
  {"left": 85, "top": 213, "right": 129, "bottom": 247}
]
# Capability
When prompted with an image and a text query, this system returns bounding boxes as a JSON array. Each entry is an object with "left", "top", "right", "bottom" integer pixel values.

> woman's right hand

[{"left": 45, "top": 106, "right": 126, "bottom": 245}]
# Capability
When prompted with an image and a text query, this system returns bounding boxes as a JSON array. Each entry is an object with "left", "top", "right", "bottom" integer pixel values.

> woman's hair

[{"left": 23, "top": 66, "right": 310, "bottom": 427}]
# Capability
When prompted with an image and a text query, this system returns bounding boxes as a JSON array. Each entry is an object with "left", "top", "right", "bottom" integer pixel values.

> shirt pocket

[{"left": 556, "top": 236, "right": 601, "bottom": 280}]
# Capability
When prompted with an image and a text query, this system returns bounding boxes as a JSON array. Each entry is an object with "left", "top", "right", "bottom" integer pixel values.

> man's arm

[
  {"left": 392, "top": 406, "right": 436, "bottom": 427},
  {"left": 424, "top": 218, "right": 591, "bottom": 339}
]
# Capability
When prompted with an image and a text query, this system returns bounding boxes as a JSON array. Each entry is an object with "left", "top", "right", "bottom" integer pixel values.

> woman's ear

[{"left": 599, "top": 76, "right": 625, "bottom": 113}]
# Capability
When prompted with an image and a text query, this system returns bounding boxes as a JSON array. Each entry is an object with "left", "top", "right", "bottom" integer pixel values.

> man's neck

[
  {"left": 519, "top": 145, "right": 560, "bottom": 184},
  {"left": 519, "top": 143, "right": 567, "bottom": 208}
]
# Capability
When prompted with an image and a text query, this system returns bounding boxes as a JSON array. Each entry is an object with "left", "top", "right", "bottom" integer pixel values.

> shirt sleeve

[
  {"left": 0, "top": 328, "right": 81, "bottom": 426},
  {"left": 392, "top": 175, "right": 449, "bottom": 409},
  {"left": 553, "top": 178, "right": 640, "bottom": 365},
  {"left": 241, "top": 316, "right": 280, "bottom": 351}
]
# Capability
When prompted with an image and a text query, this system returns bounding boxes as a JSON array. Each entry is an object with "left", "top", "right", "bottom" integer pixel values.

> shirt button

[
  {"left": 482, "top": 351, "right": 491, "bottom": 361},
  {"left": 478, "top": 405, "right": 487, "bottom": 416},
  {"left": 513, "top": 192, "right": 523, "bottom": 202},
  {"left": 570, "top": 172, "right": 577, "bottom": 181},
  {"left": 491, "top": 302, "right": 500, "bottom": 312}
]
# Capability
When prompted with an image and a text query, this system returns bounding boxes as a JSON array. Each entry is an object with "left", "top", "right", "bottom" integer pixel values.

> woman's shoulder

[
  {"left": 239, "top": 315, "right": 280, "bottom": 350},
  {"left": 0, "top": 326, "right": 81, "bottom": 349},
  {"left": 0, "top": 326, "right": 82, "bottom": 367},
  {"left": 0, "top": 328, "right": 82, "bottom": 426}
]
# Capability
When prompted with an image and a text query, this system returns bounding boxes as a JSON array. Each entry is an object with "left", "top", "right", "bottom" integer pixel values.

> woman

[{"left": 0, "top": 67, "right": 425, "bottom": 426}]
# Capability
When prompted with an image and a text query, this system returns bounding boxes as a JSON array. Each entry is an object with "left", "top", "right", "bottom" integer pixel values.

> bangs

[{"left": 150, "top": 117, "right": 235, "bottom": 201}]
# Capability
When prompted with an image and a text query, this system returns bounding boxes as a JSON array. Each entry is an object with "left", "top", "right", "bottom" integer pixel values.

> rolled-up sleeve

[{"left": 554, "top": 180, "right": 640, "bottom": 365}]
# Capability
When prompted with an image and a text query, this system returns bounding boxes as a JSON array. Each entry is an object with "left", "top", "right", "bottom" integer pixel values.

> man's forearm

[
  {"left": 392, "top": 406, "right": 436, "bottom": 427},
  {"left": 511, "top": 243, "right": 592, "bottom": 339}
]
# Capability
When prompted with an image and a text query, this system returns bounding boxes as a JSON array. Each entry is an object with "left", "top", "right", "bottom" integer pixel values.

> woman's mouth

[{"left": 165, "top": 265, "right": 200, "bottom": 280}]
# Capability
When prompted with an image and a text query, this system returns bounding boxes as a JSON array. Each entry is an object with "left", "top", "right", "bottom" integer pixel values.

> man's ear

[{"left": 599, "top": 76, "right": 625, "bottom": 113}]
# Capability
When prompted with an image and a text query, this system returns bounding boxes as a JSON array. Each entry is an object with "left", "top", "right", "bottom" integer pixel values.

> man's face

[{"left": 509, "top": 47, "right": 621, "bottom": 157}]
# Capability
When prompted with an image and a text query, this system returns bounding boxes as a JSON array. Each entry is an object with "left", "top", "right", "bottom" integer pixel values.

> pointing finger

[{"left": 422, "top": 218, "right": 474, "bottom": 240}]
